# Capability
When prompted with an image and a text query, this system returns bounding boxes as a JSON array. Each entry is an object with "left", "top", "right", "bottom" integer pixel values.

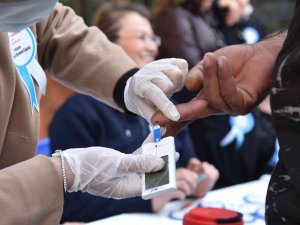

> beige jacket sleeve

[
  {"left": 36, "top": 2, "right": 138, "bottom": 110},
  {"left": 0, "top": 156, "right": 63, "bottom": 225}
]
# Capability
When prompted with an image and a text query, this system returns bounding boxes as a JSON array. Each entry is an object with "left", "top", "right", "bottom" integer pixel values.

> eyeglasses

[
  {"left": 119, "top": 33, "right": 161, "bottom": 46},
  {"left": 136, "top": 34, "right": 161, "bottom": 46}
]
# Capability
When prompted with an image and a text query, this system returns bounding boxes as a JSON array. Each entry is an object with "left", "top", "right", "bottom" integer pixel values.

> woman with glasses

[{"left": 49, "top": 1, "right": 219, "bottom": 223}]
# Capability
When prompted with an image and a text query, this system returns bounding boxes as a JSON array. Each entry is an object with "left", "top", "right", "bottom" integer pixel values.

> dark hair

[{"left": 93, "top": 1, "right": 151, "bottom": 42}]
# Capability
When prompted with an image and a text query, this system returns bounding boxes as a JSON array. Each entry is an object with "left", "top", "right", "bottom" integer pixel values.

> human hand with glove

[
  {"left": 51, "top": 147, "right": 164, "bottom": 199},
  {"left": 124, "top": 58, "right": 188, "bottom": 123}
]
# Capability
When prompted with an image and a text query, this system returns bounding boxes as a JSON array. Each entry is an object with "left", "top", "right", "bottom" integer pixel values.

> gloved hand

[
  {"left": 124, "top": 58, "right": 188, "bottom": 123},
  {"left": 60, "top": 147, "right": 164, "bottom": 199}
]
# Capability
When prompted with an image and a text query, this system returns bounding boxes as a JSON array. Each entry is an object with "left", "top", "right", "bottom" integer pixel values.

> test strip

[{"left": 153, "top": 125, "right": 161, "bottom": 143}]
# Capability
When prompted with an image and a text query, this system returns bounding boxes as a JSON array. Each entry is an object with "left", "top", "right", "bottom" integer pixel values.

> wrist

[
  {"left": 113, "top": 68, "right": 139, "bottom": 114},
  {"left": 246, "top": 34, "right": 285, "bottom": 99},
  {"left": 51, "top": 154, "right": 75, "bottom": 191},
  {"left": 257, "top": 31, "right": 286, "bottom": 56}
]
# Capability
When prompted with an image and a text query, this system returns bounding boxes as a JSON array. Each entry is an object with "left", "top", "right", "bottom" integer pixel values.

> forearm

[{"left": 0, "top": 156, "right": 63, "bottom": 225}]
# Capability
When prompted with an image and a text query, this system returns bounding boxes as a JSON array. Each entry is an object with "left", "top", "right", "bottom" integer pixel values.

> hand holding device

[{"left": 55, "top": 146, "right": 164, "bottom": 199}]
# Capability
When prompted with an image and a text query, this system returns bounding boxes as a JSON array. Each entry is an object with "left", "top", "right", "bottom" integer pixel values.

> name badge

[{"left": 8, "top": 27, "right": 47, "bottom": 112}]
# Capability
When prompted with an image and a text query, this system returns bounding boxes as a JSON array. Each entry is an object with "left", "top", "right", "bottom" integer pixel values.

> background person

[
  {"left": 213, "top": 0, "right": 268, "bottom": 45},
  {"left": 151, "top": 11, "right": 295, "bottom": 224},
  {"left": 153, "top": 0, "right": 277, "bottom": 188}
]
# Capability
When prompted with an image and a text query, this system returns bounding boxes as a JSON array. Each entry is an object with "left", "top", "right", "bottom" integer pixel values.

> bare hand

[
  {"left": 152, "top": 37, "right": 284, "bottom": 135},
  {"left": 187, "top": 158, "right": 219, "bottom": 198}
]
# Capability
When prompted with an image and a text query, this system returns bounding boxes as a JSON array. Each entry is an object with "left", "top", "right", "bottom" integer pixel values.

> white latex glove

[
  {"left": 60, "top": 147, "right": 164, "bottom": 199},
  {"left": 124, "top": 58, "right": 188, "bottom": 123}
]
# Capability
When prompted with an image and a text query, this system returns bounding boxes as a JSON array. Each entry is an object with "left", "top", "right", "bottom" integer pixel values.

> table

[{"left": 88, "top": 175, "right": 270, "bottom": 225}]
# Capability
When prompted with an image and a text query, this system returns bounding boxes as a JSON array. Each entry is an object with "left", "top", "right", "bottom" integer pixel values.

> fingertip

[
  {"left": 186, "top": 74, "right": 203, "bottom": 91},
  {"left": 203, "top": 52, "right": 218, "bottom": 71},
  {"left": 172, "top": 58, "right": 189, "bottom": 74},
  {"left": 186, "top": 63, "right": 204, "bottom": 91},
  {"left": 187, "top": 158, "right": 203, "bottom": 173},
  {"left": 204, "top": 54, "right": 211, "bottom": 68},
  {"left": 189, "top": 157, "right": 202, "bottom": 165},
  {"left": 146, "top": 155, "right": 165, "bottom": 172},
  {"left": 166, "top": 104, "right": 180, "bottom": 121},
  {"left": 203, "top": 52, "right": 217, "bottom": 66},
  {"left": 151, "top": 111, "right": 170, "bottom": 126}
]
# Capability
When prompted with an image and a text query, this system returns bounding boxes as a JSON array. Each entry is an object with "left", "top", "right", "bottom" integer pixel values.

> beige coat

[{"left": 0, "top": 3, "right": 136, "bottom": 225}]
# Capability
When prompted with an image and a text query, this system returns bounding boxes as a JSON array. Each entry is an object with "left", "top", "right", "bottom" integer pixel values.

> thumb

[{"left": 120, "top": 154, "right": 165, "bottom": 173}]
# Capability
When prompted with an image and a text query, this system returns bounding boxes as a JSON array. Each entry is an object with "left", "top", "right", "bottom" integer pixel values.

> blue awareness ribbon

[
  {"left": 242, "top": 27, "right": 260, "bottom": 44},
  {"left": 230, "top": 113, "right": 255, "bottom": 149},
  {"left": 220, "top": 113, "right": 255, "bottom": 150},
  {"left": 17, "top": 65, "right": 38, "bottom": 111},
  {"left": 268, "top": 139, "right": 280, "bottom": 167},
  {"left": 16, "top": 28, "right": 39, "bottom": 112}
]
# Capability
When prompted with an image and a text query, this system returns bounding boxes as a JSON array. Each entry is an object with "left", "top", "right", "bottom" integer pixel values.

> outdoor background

[{"left": 60, "top": 0, "right": 296, "bottom": 34}]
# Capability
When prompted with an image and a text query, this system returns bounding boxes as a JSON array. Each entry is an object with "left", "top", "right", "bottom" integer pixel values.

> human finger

[
  {"left": 217, "top": 56, "right": 245, "bottom": 114},
  {"left": 186, "top": 61, "right": 204, "bottom": 91},
  {"left": 187, "top": 158, "right": 203, "bottom": 174},
  {"left": 152, "top": 96, "right": 220, "bottom": 126},
  {"left": 203, "top": 53, "right": 231, "bottom": 113},
  {"left": 176, "top": 168, "right": 198, "bottom": 195},
  {"left": 121, "top": 154, "right": 164, "bottom": 173}
]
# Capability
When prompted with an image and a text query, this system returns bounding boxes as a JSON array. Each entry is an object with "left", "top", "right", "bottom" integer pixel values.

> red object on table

[{"left": 183, "top": 207, "right": 243, "bottom": 225}]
